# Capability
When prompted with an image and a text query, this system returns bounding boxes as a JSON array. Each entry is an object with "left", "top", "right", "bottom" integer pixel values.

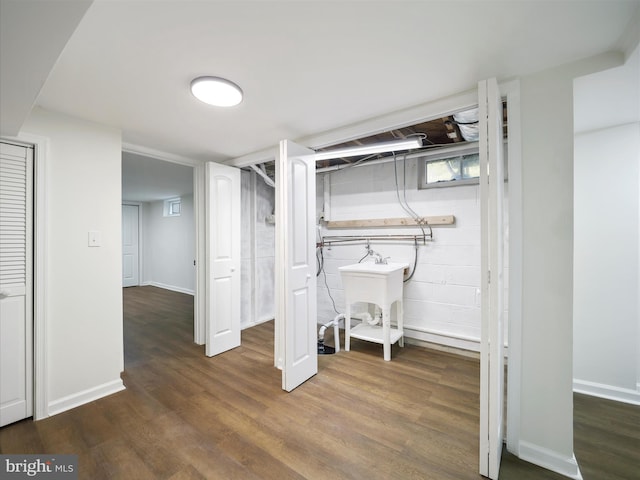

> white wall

[
  {"left": 316, "top": 157, "right": 492, "bottom": 351},
  {"left": 21, "top": 107, "right": 125, "bottom": 415},
  {"left": 573, "top": 45, "right": 640, "bottom": 405},
  {"left": 141, "top": 194, "right": 195, "bottom": 295},
  {"left": 514, "top": 52, "right": 625, "bottom": 477}
]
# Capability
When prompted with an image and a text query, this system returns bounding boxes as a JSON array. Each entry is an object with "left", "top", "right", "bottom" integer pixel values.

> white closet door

[
  {"left": 275, "top": 140, "right": 317, "bottom": 392},
  {"left": 0, "top": 141, "right": 33, "bottom": 427},
  {"left": 122, "top": 204, "right": 139, "bottom": 287},
  {"left": 205, "top": 162, "right": 241, "bottom": 357},
  {"left": 479, "top": 78, "right": 505, "bottom": 479}
]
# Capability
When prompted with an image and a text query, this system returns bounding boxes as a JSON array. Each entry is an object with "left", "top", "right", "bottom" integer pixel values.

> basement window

[
  {"left": 425, "top": 153, "right": 480, "bottom": 185},
  {"left": 163, "top": 197, "right": 181, "bottom": 217},
  {"left": 418, "top": 143, "right": 507, "bottom": 189},
  {"left": 418, "top": 145, "right": 480, "bottom": 189}
]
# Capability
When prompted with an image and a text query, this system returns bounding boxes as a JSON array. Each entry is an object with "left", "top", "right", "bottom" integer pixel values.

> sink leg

[
  {"left": 398, "top": 300, "right": 404, "bottom": 348},
  {"left": 383, "top": 308, "right": 391, "bottom": 361},
  {"left": 345, "top": 303, "right": 351, "bottom": 352}
]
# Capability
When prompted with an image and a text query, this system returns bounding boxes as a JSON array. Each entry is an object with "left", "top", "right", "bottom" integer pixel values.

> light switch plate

[{"left": 88, "top": 230, "right": 102, "bottom": 247}]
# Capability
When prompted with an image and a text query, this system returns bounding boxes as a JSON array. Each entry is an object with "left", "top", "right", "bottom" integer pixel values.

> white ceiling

[
  {"left": 0, "top": 0, "right": 91, "bottom": 135},
  {"left": 122, "top": 151, "right": 193, "bottom": 202},
  {"left": 2, "top": 1, "right": 639, "bottom": 165}
]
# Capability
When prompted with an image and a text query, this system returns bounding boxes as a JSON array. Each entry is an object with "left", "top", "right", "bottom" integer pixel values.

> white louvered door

[{"left": 0, "top": 141, "right": 33, "bottom": 427}]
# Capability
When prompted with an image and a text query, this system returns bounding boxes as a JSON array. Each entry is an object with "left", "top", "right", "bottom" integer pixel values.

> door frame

[{"left": 121, "top": 143, "right": 207, "bottom": 344}]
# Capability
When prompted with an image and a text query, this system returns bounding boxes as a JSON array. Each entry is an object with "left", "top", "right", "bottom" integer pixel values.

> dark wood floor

[{"left": 1, "top": 286, "right": 638, "bottom": 479}]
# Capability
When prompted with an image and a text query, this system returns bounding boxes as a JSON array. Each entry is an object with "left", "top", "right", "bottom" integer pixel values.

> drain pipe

[{"left": 318, "top": 313, "right": 344, "bottom": 353}]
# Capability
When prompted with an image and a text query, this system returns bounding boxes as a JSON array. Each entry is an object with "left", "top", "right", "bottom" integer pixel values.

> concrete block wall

[{"left": 316, "top": 156, "right": 508, "bottom": 352}]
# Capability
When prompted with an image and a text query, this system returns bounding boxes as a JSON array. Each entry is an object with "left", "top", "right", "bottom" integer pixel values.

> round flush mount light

[{"left": 190, "top": 76, "right": 243, "bottom": 107}]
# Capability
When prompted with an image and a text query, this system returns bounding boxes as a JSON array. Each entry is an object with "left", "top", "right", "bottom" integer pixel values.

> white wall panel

[
  {"left": 573, "top": 45, "right": 640, "bottom": 405},
  {"left": 21, "top": 107, "right": 124, "bottom": 413},
  {"left": 143, "top": 194, "right": 195, "bottom": 294}
]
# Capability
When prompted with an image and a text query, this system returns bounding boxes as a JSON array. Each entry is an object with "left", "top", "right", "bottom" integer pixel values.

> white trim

[
  {"left": 226, "top": 89, "right": 479, "bottom": 168},
  {"left": 193, "top": 162, "right": 206, "bottom": 345},
  {"left": 500, "top": 79, "right": 523, "bottom": 456},
  {"left": 573, "top": 379, "right": 640, "bottom": 406},
  {"left": 404, "top": 337, "right": 481, "bottom": 360},
  {"left": 48, "top": 379, "right": 125, "bottom": 417},
  {"left": 404, "top": 325, "right": 481, "bottom": 352},
  {"left": 241, "top": 317, "right": 273, "bottom": 330},
  {"left": 140, "top": 281, "right": 194, "bottom": 296},
  {"left": 518, "top": 441, "right": 583, "bottom": 480},
  {"left": 122, "top": 142, "right": 203, "bottom": 167}
]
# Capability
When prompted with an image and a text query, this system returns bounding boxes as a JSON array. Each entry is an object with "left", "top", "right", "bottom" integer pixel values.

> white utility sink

[
  {"left": 338, "top": 262, "right": 408, "bottom": 275},
  {"left": 339, "top": 262, "right": 408, "bottom": 361}
]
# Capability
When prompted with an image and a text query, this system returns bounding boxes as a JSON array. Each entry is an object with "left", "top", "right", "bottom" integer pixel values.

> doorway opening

[{"left": 121, "top": 151, "right": 197, "bottom": 367}]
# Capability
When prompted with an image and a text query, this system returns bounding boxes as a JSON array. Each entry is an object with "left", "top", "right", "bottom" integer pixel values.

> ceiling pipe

[{"left": 250, "top": 163, "right": 275, "bottom": 188}]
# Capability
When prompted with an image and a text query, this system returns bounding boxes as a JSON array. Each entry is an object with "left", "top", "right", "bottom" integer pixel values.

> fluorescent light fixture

[
  {"left": 314, "top": 137, "right": 422, "bottom": 162},
  {"left": 191, "top": 76, "right": 243, "bottom": 107}
]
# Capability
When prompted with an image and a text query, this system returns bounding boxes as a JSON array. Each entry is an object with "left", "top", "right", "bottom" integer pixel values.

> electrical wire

[
  {"left": 392, "top": 151, "right": 430, "bottom": 239},
  {"left": 402, "top": 152, "right": 433, "bottom": 238},
  {"left": 403, "top": 241, "right": 420, "bottom": 283},
  {"left": 390, "top": 151, "right": 431, "bottom": 283},
  {"left": 316, "top": 247, "right": 324, "bottom": 277},
  {"left": 316, "top": 245, "right": 340, "bottom": 314},
  {"left": 357, "top": 250, "right": 370, "bottom": 263}
]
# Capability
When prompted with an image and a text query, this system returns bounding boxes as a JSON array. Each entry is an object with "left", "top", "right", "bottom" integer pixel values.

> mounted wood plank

[{"left": 325, "top": 216, "right": 454, "bottom": 228}]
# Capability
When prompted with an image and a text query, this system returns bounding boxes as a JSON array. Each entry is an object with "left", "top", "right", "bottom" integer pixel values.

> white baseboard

[
  {"left": 518, "top": 441, "right": 583, "bottom": 480},
  {"left": 573, "top": 379, "right": 640, "bottom": 405},
  {"left": 48, "top": 379, "right": 125, "bottom": 417},
  {"left": 404, "top": 336, "right": 481, "bottom": 359},
  {"left": 242, "top": 316, "right": 274, "bottom": 330},
  {"left": 403, "top": 325, "right": 481, "bottom": 353},
  {"left": 144, "top": 281, "right": 195, "bottom": 296}
]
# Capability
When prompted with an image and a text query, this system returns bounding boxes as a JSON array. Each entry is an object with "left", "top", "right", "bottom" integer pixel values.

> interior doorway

[
  {"left": 121, "top": 150, "right": 198, "bottom": 357},
  {"left": 121, "top": 151, "right": 195, "bottom": 293}
]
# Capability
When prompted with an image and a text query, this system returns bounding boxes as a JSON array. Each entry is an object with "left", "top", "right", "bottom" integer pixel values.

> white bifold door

[
  {"left": 0, "top": 141, "right": 33, "bottom": 427},
  {"left": 275, "top": 140, "right": 318, "bottom": 392},
  {"left": 205, "top": 162, "right": 241, "bottom": 357},
  {"left": 478, "top": 78, "right": 506, "bottom": 479}
]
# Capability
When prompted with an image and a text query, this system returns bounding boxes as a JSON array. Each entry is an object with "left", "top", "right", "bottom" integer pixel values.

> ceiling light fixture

[
  {"left": 190, "top": 76, "right": 243, "bottom": 107},
  {"left": 313, "top": 137, "right": 422, "bottom": 162}
]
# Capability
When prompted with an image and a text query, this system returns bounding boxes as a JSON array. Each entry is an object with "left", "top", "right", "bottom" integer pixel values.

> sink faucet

[{"left": 371, "top": 251, "right": 389, "bottom": 264}]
